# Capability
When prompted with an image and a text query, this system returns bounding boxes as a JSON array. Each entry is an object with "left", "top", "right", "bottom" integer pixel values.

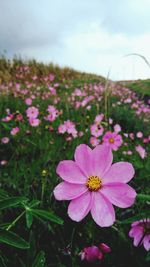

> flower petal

[
  {"left": 74, "top": 144, "right": 93, "bottom": 176},
  {"left": 91, "top": 192, "right": 115, "bottom": 227},
  {"left": 68, "top": 191, "right": 91, "bottom": 222},
  {"left": 101, "top": 183, "right": 136, "bottom": 208},
  {"left": 143, "top": 235, "right": 150, "bottom": 251},
  {"left": 56, "top": 160, "right": 86, "bottom": 184},
  {"left": 53, "top": 182, "right": 87, "bottom": 200},
  {"left": 92, "top": 145, "right": 113, "bottom": 176},
  {"left": 103, "top": 162, "right": 135, "bottom": 184},
  {"left": 129, "top": 226, "right": 144, "bottom": 246}
]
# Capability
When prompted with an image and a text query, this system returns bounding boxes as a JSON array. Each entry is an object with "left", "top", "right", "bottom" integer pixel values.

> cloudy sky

[{"left": 0, "top": 0, "right": 150, "bottom": 80}]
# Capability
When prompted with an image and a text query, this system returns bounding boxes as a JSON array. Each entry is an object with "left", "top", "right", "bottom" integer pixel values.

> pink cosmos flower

[
  {"left": 29, "top": 118, "right": 41, "bottom": 127},
  {"left": 25, "top": 98, "right": 32, "bottom": 106},
  {"left": 26, "top": 106, "right": 39, "bottom": 119},
  {"left": 80, "top": 245, "right": 103, "bottom": 262},
  {"left": 54, "top": 144, "right": 136, "bottom": 227},
  {"left": 114, "top": 124, "right": 121, "bottom": 133},
  {"left": 94, "top": 113, "right": 104, "bottom": 124},
  {"left": 129, "top": 219, "right": 150, "bottom": 251},
  {"left": 90, "top": 136, "right": 99, "bottom": 147},
  {"left": 102, "top": 131, "right": 123, "bottom": 151},
  {"left": 136, "top": 132, "right": 143, "bottom": 138},
  {"left": 58, "top": 124, "right": 67, "bottom": 134},
  {"left": 1, "top": 137, "right": 10, "bottom": 144},
  {"left": 80, "top": 243, "right": 111, "bottom": 263},
  {"left": 10, "top": 127, "right": 20, "bottom": 136},
  {"left": 90, "top": 124, "right": 104, "bottom": 138},
  {"left": 135, "top": 145, "right": 147, "bottom": 159}
]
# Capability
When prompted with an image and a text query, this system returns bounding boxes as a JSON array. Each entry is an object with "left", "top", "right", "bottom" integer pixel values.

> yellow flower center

[
  {"left": 109, "top": 137, "right": 114, "bottom": 143},
  {"left": 86, "top": 176, "right": 102, "bottom": 191}
]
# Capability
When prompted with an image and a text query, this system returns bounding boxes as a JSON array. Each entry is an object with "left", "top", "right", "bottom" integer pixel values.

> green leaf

[
  {"left": 26, "top": 209, "right": 33, "bottom": 229},
  {"left": 117, "top": 211, "right": 150, "bottom": 224},
  {"left": 0, "top": 196, "right": 28, "bottom": 210},
  {"left": 28, "top": 200, "right": 40, "bottom": 208},
  {"left": 0, "top": 228, "right": 30, "bottom": 249},
  {"left": 0, "top": 189, "right": 9, "bottom": 199},
  {"left": 31, "top": 209, "right": 63, "bottom": 225},
  {"left": 0, "top": 255, "right": 7, "bottom": 267},
  {"left": 137, "top": 194, "right": 150, "bottom": 201},
  {"left": 32, "top": 251, "right": 46, "bottom": 267}
]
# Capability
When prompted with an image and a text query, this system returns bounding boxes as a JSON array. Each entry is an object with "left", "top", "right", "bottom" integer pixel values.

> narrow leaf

[
  {"left": 31, "top": 209, "right": 63, "bottom": 225},
  {"left": 0, "top": 228, "right": 30, "bottom": 249},
  {"left": 32, "top": 251, "right": 46, "bottom": 267},
  {"left": 0, "top": 197, "right": 28, "bottom": 210}
]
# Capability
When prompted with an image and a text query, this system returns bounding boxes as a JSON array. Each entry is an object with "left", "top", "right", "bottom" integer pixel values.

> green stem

[{"left": 6, "top": 211, "right": 25, "bottom": 231}]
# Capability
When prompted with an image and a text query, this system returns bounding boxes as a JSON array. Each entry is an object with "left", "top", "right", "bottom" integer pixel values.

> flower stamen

[
  {"left": 109, "top": 138, "right": 114, "bottom": 143},
  {"left": 86, "top": 176, "right": 102, "bottom": 191}
]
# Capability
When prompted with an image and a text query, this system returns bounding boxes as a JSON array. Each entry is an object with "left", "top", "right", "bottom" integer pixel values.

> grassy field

[{"left": 0, "top": 58, "right": 150, "bottom": 267}]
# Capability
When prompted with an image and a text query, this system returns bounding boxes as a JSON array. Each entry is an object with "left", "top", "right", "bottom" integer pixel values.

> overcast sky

[{"left": 0, "top": 0, "right": 150, "bottom": 80}]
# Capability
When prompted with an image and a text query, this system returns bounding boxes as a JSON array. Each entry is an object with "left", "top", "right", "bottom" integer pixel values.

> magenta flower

[
  {"left": 129, "top": 219, "right": 150, "bottom": 251},
  {"left": 26, "top": 106, "right": 39, "bottom": 119},
  {"left": 54, "top": 144, "right": 136, "bottom": 227},
  {"left": 29, "top": 118, "right": 41, "bottom": 127},
  {"left": 102, "top": 131, "right": 123, "bottom": 151},
  {"left": 80, "top": 245, "right": 103, "bottom": 262},
  {"left": 80, "top": 243, "right": 111, "bottom": 263},
  {"left": 135, "top": 145, "right": 147, "bottom": 159},
  {"left": 1, "top": 137, "right": 10, "bottom": 144},
  {"left": 90, "top": 124, "right": 104, "bottom": 138},
  {"left": 10, "top": 127, "right": 20, "bottom": 136}
]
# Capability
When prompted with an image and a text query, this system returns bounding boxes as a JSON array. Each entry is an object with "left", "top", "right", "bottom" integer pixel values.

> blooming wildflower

[
  {"left": 58, "top": 124, "right": 67, "bottom": 134},
  {"left": 54, "top": 144, "right": 136, "bottom": 227},
  {"left": 0, "top": 160, "right": 8, "bottom": 166},
  {"left": 80, "top": 243, "right": 111, "bottom": 263},
  {"left": 1, "top": 137, "right": 10, "bottom": 144},
  {"left": 90, "top": 136, "right": 99, "bottom": 147},
  {"left": 26, "top": 106, "right": 39, "bottom": 119},
  {"left": 10, "top": 127, "right": 20, "bottom": 136},
  {"left": 25, "top": 98, "right": 32, "bottom": 105},
  {"left": 29, "top": 118, "right": 40, "bottom": 127},
  {"left": 136, "top": 132, "right": 143, "bottom": 138},
  {"left": 114, "top": 124, "right": 121, "bottom": 133},
  {"left": 80, "top": 246, "right": 103, "bottom": 262},
  {"left": 135, "top": 145, "right": 147, "bottom": 159},
  {"left": 94, "top": 114, "right": 104, "bottom": 124},
  {"left": 102, "top": 131, "right": 123, "bottom": 151},
  {"left": 90, "top": 124, "right": 103, "bottom": 138},
  {"left": 129, "top": 219, "right": 150, "bottom": 251}
]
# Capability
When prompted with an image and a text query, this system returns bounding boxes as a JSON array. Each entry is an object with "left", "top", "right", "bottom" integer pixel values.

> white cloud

[{"left": 0, "top": 0, "right": 150, "bottom": 80}]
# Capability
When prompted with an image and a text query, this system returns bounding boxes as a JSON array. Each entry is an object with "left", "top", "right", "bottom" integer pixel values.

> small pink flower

[
  {"left": 1, "top": 137, "right": 10, "bottom": 144},
  {"left": 25, "top": 98, "right": 32, "bottom": 106},
  {"left": 10, "top": 127, "right": 20, "bottom": 136},
  {"left": 90, "top": 124, "right": 103, "bottom": 138},
  {"left": 29, "top": 118, "right": 40, "bottom": 127},
  {"left": 26, "top": 106, "right": 39, "bottom": 119},
  {"left": 54, "top": 144, "right": 136, "bottom": 227},
  {"left": 102, "top": 131, "right": 123, "bottom": 151},
  {"left": 0, "top": 160, "right": 8, "bottom": 166},
  {"left": 58, "top": 124, "right": 67, "bottom": 134},
  {"left": 135, "top": 145, "right": 147, "bottom": 159},
  {"left": 95, "top": 114, "right": 104, "bottom": 124},
  {"left": 80, "top": 243, "right": 111, "bottom": 263},
  {"left": 16, "top": 114, "right": 23, "bottom": 122},
  {"left": 129, "top": 219, "right": 150, "bottom": 251},
  {"left": 80, "top": 246, "right": 103, "bottom": 262},
  {"left": 136, "top": 132, "right": 143, "bottom": 138},
  {"left": 90, "top": 136, "right": 99, "bottom": 147},
  {"left": 114, "top": 124, "right": 121, "bottom": 133}
]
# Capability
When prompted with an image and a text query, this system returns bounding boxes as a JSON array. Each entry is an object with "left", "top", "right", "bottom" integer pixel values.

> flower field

[{"left": 0, "top": 59, "right": 150, "bottom": 267}]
